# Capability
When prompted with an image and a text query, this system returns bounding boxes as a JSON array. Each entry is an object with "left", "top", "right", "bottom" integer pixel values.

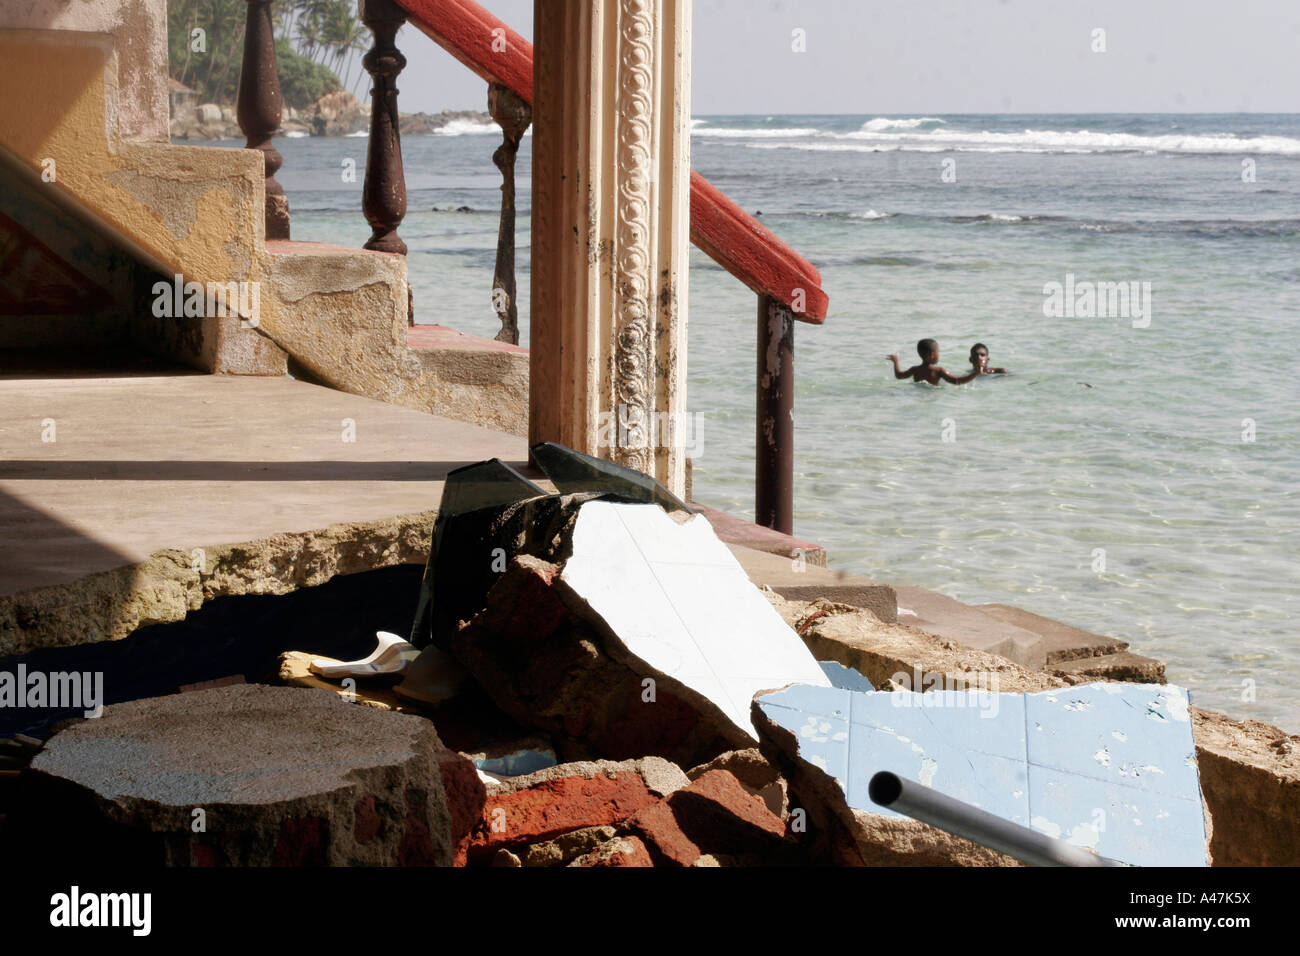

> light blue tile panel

[
  {"left": 818, "top": 660, "right": 875, "bottom": 693},
  {"left": 756, "top": 681, "right": 1208, "bottom": 866}
]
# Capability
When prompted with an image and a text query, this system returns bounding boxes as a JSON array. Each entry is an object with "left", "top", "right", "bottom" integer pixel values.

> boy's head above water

[
  {"left": 970, "top": 342, "right": 989, "bottom": 368},
  {"left": 917, "top": 338, "right": 939, "bottom": 363}
]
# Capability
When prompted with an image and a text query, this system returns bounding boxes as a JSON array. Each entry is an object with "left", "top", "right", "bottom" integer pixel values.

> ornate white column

[{"left": 530, "top": 0, "right": 691, "bottom": 496}]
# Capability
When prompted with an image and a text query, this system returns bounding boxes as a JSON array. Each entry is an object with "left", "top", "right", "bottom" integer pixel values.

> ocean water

[{"left": 264, "top": 114, "right": 1299, "bottom": 732}]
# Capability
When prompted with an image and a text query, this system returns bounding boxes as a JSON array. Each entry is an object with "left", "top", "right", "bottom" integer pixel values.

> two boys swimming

[{"left": 888, "top": 339, "right": 1008, "bottom": 385}]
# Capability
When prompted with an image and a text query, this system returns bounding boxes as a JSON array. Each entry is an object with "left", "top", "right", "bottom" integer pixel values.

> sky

[{"left": 393, "top": 0, "right": 1300, "bottom": 115}]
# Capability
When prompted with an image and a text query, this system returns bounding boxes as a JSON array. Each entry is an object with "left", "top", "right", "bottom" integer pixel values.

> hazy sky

[{"left": 394, "top": 0, "right": 1300, "bottom": 115}]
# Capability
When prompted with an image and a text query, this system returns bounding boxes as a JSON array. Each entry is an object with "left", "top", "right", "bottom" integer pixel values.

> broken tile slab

[
  {"left": 755, "top": 681, "right": 1208, "bottom": 867},
  {"left": 557, "top": 501, "right": 830, "bottom": 739},
  {"left": 472, "top": 747, "right": 558, "bottom": 778},
  {"left": 819, "top": 660, "right": 875, "bottom": 693},
  {"left": 1024, "top": 684, "right": 1197, "bottom": 799}
]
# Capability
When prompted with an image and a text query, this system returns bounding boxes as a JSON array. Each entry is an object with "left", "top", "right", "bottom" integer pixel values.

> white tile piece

[{"left": 560, "top": 501, "right": 830, "bottom": 738}]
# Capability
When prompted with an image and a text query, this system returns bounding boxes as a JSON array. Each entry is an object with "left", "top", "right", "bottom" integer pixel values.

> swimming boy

[
  {"left": 969, "top": 342, "right": 1008, "bottom": 375},
  {"left": 888, "top": 339, "right": 982, "bottom": 385}
]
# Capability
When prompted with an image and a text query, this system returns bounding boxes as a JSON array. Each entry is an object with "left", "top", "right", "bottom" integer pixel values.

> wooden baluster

[
  {"left": 488, "top": 83, "right": 531, "bottom": 345},
  {"left": 237, "top": 0, "right": 289, "bottom": 240},
  {"left": 756, "top": 294, "right": 795, "bottom": 534},
  {"left": 360, "top": 0, "right": 408, "bottom": 256}
]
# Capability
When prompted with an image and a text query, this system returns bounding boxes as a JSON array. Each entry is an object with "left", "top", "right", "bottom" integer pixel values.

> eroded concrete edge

[{"left": 0, "top": 509, "right": 437, "bottom": 657}]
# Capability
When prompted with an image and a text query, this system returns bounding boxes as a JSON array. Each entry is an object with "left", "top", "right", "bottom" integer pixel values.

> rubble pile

[{"left": 7, "top": 445, "right": 1257, "bottom": 867}]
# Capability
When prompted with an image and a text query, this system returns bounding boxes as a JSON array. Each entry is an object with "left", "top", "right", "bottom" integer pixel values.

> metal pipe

[
  {"left": 868, "top": 771, "right": 1126, "bottom": 867},
  {"left": 756, "top": 294, "right": 794, "bottom": 534}
]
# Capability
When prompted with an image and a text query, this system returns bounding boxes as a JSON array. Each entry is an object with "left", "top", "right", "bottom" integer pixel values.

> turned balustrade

[{"left": 236, "top": 0, "right": 824, "bottom": 535}]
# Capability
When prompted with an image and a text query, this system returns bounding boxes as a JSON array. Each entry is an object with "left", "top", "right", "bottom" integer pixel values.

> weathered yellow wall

[{"left": 0, "top": 0, "right": 168, "bottom": 142}]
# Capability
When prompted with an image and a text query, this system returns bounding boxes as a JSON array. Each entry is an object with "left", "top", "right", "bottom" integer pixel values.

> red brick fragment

[
  {"left": 625, "top": 800, "right": 702, "bottom": 867},
  {"left": 668, "top": 769, "right": 787, "bottom": 851},
  {"left": 464, "top": 772, "right": 658, "bottom": 865}
]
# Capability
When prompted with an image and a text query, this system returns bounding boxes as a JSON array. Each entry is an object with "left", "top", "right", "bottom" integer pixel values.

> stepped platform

[{"left": 0, "top": 356, "right": 831, "bottom": 658}]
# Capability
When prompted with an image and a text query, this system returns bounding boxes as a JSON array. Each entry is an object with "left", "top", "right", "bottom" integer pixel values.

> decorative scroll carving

[{"left": 611, "top": 0, "right": 656, "bottom": 472}]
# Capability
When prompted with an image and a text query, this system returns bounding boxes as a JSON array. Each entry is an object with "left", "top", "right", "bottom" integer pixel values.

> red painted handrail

[{"left": 399, "top": 0, "right": 828, "bottom": 322}]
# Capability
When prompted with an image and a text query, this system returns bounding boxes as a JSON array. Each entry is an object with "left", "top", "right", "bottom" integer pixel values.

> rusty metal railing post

[
  {"left": 361, "top": 0, "right": 408, "bottom": 256},
  {"left": 757, "top": 293, "right": 795, "bottom": 534},
  {"left": 237, "top": 0, "right": 290, "bottom": 239},
  {"left": 488, "top": 82, "right": 531, "bottom": 345}
]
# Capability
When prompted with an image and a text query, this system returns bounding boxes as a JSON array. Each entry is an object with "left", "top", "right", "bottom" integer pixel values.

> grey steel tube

[{"left": 868, "top": 771, "right": 1127, "bottom": 867}]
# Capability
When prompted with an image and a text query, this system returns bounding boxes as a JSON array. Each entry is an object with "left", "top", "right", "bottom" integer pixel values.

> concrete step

[
  {"left": 1050, "top": 651, "right": 1166, "bottom": 684},
  {"left": 406, "top": 324, "right": 528, "bottom": 436},
  {"left": 893, "top": 586, "right": 1045, "bottom": 670},
  {"left": 724, "top": 543, "right": 897, "bottom": 625},
  {"left": 974, "top": 603, "right": 1128, "bottom": 663}
]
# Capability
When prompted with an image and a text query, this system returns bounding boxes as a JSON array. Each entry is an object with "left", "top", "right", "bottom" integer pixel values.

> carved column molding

[
  {"left": 530, "top": 0, "right": 691, "bottom": 496},
  {"left": 360, "top": 0, "right": 408, "bottom": 255},
  {"left": 489, "top": 83, "right": 531, "bottom": 345},
  {"left": 237, "top": 0, "right": 289, "bottom": 239}
]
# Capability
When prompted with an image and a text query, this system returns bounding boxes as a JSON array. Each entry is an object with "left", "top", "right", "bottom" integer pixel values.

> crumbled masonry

[{"left": 8, "top": 449, "right": 1297, "bottom": 867}]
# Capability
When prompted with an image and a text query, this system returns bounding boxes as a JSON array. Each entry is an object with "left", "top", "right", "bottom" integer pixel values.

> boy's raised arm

[
  {"left": 887, "top": 355, "right": 911, "bottom": 380},
  {"left": 941, "top": 366, "right": 982, "bottom": 385}
]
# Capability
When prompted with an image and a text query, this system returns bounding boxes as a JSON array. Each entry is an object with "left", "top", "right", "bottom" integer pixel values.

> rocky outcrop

[{"left": 166, "top": 94, "right": 493, "bottom": 140}]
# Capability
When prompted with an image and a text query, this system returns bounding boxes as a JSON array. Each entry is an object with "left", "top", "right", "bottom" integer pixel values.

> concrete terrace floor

[
  {"left": 0, "top": 362, "right": 528, "bottom": 598},
  {"left": 0, "top": 354, "right": 532, "bottom": 653}
]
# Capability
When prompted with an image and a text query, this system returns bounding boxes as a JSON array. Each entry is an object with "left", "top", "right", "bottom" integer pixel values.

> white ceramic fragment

[
  {"left": 310, "top": 631, "right": 416, "bottom": 678},
  {"left": 559, "top": 501, "right": 830, "bottom": 739}
]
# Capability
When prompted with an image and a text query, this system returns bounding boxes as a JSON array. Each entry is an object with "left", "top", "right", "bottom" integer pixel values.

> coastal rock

[
  {"left": 195, "top": 102, "right": 222, "bottom": 125},
  {"left": 311, "top": 90, "right": 368, "bottom": 136},
  {"left": 20, "top": 685, "right": 455, "bottom": 866}
]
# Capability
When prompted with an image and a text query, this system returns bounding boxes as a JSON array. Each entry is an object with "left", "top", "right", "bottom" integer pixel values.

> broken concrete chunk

[
  {"left": 568, "top": 835, "right": 655, "bottom": 867},
  {"left": 452, "top": 554, "right": 753, "bottom": 767},
  {"left": 21, "top": 685, "right": 455, "bottom": 866},
  {"left": 755, "top": 681, "right": 1208, "bottom": 867},
  {"left": 394, "top": 645, "right": 468, "bottom": 707},
  {"left": 520, "top": 825, "right": 618, "bottom": 866}
]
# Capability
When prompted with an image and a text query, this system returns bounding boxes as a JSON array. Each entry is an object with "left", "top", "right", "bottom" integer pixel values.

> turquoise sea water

[{"left": 261, "top": 113, "right": 1299, "bottom": 732}]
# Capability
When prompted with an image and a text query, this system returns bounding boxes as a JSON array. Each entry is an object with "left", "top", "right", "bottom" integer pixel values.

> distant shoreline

[{"left": 168, "top": 99, "right": 495, "bottom": 141}]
